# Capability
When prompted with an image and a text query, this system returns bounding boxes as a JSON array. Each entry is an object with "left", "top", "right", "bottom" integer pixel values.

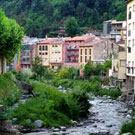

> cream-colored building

[
  {"left": 118, "top": 41, "right": 126, "bottom": 80},
  {"left": 49, "top": 39, "right": 64, "bottom": 69},
  {"left": 37, "top": 38, "right": 64, "bottom": 69},
  {"left": 79, "top": 46, "right": 93, "bottom": 66},
  {"left": 126, "top": 0, "right": 135, "bottom": 96}
]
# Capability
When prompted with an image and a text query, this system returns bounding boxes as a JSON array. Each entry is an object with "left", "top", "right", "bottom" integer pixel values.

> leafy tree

[
  {"left": 0, "top": 0, "right": 126, "bottom": 37},
  {"left": 0, "top": 9, "right": 24, "bottom": 73},
  {"left": 32, "top": 56, "right": 53, "bottom": 80},
  {"left": 66, "top": 17, "right": 79, "bottom": 37}
]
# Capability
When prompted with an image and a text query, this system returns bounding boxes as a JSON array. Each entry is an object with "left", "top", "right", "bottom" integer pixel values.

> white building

[{"left": 126, "top": 0, "right": 135, "bottom": 101}]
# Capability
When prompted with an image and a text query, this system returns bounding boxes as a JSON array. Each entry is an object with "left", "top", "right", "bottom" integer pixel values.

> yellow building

[
  {"left": 79, "top": 45, "right": 93, "bottom": 66},
  {"left": 49, "top": 39, "right": 64, "bottom": 69},
  {"left": 37, "top": 38, "right": 64, "bottom": 69}
]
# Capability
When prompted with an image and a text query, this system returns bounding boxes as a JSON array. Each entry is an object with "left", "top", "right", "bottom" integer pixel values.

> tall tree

[
  {"left": 66, "top": 17, "right": 79, "bottom": 37},
  {"left": 0, "top": 9, "right": 24, "bottom": 73}
]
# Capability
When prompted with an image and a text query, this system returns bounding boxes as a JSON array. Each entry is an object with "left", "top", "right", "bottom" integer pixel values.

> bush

[
  {"left": 57, "top": 67, "right": 79, "bottom": 79},
  {"left": 0, "top": 72, "right": 21, "bottom": 107},
  {"left": 95, "top": 89, "right": 121, "bottom": 99},
  {"left": 9, "top": 82, "right": 91, "bottom": 128},
  {"left": 120, "top": 120, "right": 135, "bottom": 135},
  {"left": 21, "top": 68, "right": 33, "bottom": 79}
]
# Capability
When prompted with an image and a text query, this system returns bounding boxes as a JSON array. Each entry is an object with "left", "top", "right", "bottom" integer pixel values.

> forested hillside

[{"left": 0, "top": 0, "right": 126, "bottom": 37}]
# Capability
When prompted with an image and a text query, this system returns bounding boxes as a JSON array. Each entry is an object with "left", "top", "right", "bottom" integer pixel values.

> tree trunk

[{"left": 0, "top": 56, "right": 6, "bottom": 74}]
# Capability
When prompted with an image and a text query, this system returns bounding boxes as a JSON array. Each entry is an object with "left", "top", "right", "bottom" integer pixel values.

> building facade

[
  {"left": 20, "top": 37, "right": 40, "bottom": 70},
  {"left": 126, "top": 0, "right": 135, "bottom": 100},
  {"left": 37, "top": 38, "right": 64, "bottom": 69},
  {"left": 62, "top": 35, "right": 95, "bottom": 67}
]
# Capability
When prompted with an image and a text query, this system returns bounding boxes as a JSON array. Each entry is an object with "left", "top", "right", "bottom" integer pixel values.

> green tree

[
  {"left": 0, "top": 9, "right": 24, "bottom": 73},
  {"left": 66, "top": 17, "right": 79, "bottom": 37}
]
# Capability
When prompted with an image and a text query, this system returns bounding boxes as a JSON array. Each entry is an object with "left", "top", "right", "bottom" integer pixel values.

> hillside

[{"left": 0, "top": 0, "right": 126, "bottom": 37}]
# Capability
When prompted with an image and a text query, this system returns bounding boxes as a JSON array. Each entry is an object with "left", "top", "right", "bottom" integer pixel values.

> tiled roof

[
  {"left": 38, "top": 38, "right": 65, "bottom": 44},
  {"left": 79, "top": 39, "right": 103, "bottom": 47},
  {"left": 65, "top": 35, "right": 95, "bottom": 41}
]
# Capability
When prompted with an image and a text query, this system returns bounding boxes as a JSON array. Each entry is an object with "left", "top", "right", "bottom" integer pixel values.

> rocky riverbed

[{"left": 25, "top": 96, "right": 131, "bottom": 135}]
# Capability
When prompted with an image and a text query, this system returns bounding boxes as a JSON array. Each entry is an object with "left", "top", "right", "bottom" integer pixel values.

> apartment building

[
  {"left": 103, "top": 20, "right": 126, "bottom": 43},
  {"left": 110, "top": 20, "right": 126, "bottom": 42},
  {"left": 79, "top": 38, "right": 118, "bottom": 66},
  {"left": 126, "top": 0, "right": 135, "bottom": 98},
  {"left": 37, "top": 38, "right": 64, "bottom": 69},
  {"left": 62, "top": 35, "right": 95, "bottom": 67},
  {"left": 20, "top": 37, "right": 40, "bottom": 69}
]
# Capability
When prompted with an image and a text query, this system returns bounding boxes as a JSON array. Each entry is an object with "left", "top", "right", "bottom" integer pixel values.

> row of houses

[
  {"left": 107, "top": 0, "right": 135, "bottom": 104},
  {"left": 14, "top": 34, "right": 118, "bottom": 71}
]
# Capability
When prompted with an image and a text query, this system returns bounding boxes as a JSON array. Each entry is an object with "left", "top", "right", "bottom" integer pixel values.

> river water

[{"left": 25, "top": 96, "right": 130, "bottom": 135}]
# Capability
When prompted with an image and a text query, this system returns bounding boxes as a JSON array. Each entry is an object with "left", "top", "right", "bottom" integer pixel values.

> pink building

[{"left": 62, "top": 35, "right": 95, "bottom": 67}]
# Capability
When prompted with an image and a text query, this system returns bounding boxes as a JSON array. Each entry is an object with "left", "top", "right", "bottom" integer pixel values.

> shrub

[
  {"left": 95, "top": 89, "right": 121, "bottom": 99},
  {"left": 57, "top": 67, "right": 79, "bottom": 79},
  {"left": 120, "top": 120, "right": 135, "bottom": 135},
  {"left": 9, "top": 82, "right": 91, "bottom": 128},
  {"left": 0, "top": 72, "right": 21, "bottom": 107}
]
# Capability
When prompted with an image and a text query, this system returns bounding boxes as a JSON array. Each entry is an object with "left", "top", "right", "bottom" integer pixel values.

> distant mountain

[{"left": 0, "top": 0, "right": 126, "bottom": 37}]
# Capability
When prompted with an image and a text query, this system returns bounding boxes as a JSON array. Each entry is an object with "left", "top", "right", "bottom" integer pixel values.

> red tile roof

[
  {"left": 65, "top": 35, "right": 95, "bottom": 42},
  {"left": 80, "top": 39, "right": 103, "bottom": 47}
]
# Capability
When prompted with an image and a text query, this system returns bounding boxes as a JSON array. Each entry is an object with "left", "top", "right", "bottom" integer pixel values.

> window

[
  {"left": 128, "top": 47, "right": 131, "bottom": 53},
  {"left": 80, "top": 49, "right": 82, "bottom": 55},
  {"left": 39, "top": 46, "right": 42, "bottom": 51},
  {"left": 132, "top": 68, "right": 134, "bottom": 74},
  {"left": 89, "top": 49, "right": 91, "bottom": 55},
  {"left": 128, "top": 30, "right": 131, "bottom": 36},
  {"left": 80, "top": 56, "right": 82, "bottom": 62},
  {"left": 128, "top": 10, "right": 131, "bottom": 19},
  {"left": 128, "top": 67, "right": 131, "bottom": 74},
  {"left": 39, "top": 52, "right": 42, "bottom": 55},
  {"left": 85, "top": 49, "right": 87, "bottom": 55},
  {"left": 42, "top": 46, "right": 45, "bottom": 50},
  {"left": 89, "top": 56, "right": 91, "bottom": 61},
  {"left": 85, "top": 56, "right": 87, "bottom": 62}
]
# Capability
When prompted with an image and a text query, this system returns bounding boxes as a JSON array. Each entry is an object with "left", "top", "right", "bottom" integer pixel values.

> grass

[
  {"left": 8, "top": 81, "right": 91, "bottom": 128},
  {"left": 120, "top": 120, "right": 135, "bottom": 135}
]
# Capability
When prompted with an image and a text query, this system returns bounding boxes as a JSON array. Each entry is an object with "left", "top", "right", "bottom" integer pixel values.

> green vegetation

[
  {"left": 9, "top": 82, "right": 90, "bottom": 128},
  {"left": 84, "top": 60, "right": 112, "bottom": 79},
  {"left": 66, "top": 17, "right": 79, "bottom": 37},
  {"left": 0, "top": 72, "right": 21, "bottom": 108},
  {"left": 120, "top": 120, "right": 135, "bottom": 135},
  {"left": 0, "top": 0, "right": 126, "bottom": 37},
  {"left": 0, "top": 9, "right": 24, "bottom": 73}
]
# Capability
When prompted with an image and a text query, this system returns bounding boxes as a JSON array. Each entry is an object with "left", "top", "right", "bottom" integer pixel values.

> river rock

[
  {"left": 126, "top": 114, "right": 132, "bottom": 119},
  {"left": 71, "top": 120, "right": 77, "bottom": 124},
  {"left": 114, "top": 132, "right": 119, "bottom": 135},
  {"left": 60, "top": 126, "right": 66, "bottom": 131},
  {"left": 118, "top": 109, "right": 128, "bottom": 113},
  {"left": 122, "top": 133, "right": 132, "bottom": 135},
  {"left": 34, "top": 120, "right": 43, "bottom": 128},
  {"left": 58, "top": 86, "right": 63, "bottom": 90},
  {"left": 53, "top": 128, "right": 60, "bottom": 132}
]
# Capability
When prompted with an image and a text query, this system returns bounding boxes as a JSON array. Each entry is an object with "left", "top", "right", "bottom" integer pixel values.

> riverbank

[{"left": 25, "top": 96, "right": 131, "bottom": 135}]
